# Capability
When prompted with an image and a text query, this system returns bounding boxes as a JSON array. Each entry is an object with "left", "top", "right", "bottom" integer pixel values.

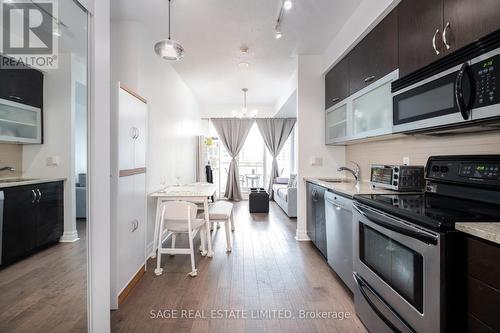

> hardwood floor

[
  {"left": 112, "top": 202, "right": 366, "bottom": 333},
  {"left": 0, "top": 220, "right": 87, "bottom": 333}
]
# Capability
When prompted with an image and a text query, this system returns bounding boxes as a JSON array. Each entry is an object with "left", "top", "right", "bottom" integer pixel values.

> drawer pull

[
  {"left": 331, "top": 97, "right": 340, "bottom": 103},
  {"left": 432, "top": 29, "right": 440, "bottom": 55},
  {"left": 364, "top": 75, "right": 375, "bottom": 83},
  {"left": 9, "top": 95, "right": 23, "bottom": 101}
]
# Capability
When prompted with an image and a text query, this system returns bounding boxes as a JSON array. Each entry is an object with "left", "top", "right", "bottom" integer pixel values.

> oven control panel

[
  {"left": 427, "top": 156, "right": 500, "bottom": 187},
  {"left": 472, "top": 54, "right": 499, "bottom": 107}
]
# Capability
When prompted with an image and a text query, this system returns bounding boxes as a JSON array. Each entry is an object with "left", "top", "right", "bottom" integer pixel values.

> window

[{"left": 209, "top": 121, "right": 296, "bottom": 198}]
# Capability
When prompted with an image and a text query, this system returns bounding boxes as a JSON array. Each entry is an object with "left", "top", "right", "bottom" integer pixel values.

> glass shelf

[{"left": 0, "top": 98, "right": 41, "bottom": 143}]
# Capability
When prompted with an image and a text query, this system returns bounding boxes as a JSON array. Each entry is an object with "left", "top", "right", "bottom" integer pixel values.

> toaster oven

[{"left": 370, "top": 165, "right": 425, "bottom": 191}]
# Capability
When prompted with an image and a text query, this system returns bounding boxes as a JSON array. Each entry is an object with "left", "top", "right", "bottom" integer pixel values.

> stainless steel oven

[
  {"left": 352, "top": 202, "right": 441, "bottom": 333},
  {"left": 392, "top": 47, "right": 500, "bottom": 134}
]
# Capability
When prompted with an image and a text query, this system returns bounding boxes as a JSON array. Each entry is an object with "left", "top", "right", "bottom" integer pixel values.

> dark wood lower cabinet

[
  {"left": 306, "top": 182, "right": 327, "bottom": 258},
  {"left": 1, "top": 181, "right": 64, "bottom": 266},
  {"left": 466, "top": 237, "right": 500, "bottom": 332}
]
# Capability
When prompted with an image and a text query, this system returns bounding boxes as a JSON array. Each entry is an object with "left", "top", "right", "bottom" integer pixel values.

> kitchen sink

[
  {"left": 317, "top": 178, "right": 348, "bottom": 183},
  {"left": 0, "top": 178, "right": 38, "bottom": 183}
]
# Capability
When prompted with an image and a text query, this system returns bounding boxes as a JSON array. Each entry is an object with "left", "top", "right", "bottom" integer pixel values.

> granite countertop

[
  {"left": 455, "top": 222, "right": 500, "bottom": 245},
  {"left": 304, "top": 177, "right": 397, "bottom": 198},
  {"left": 0, "top": 177, "right": 67, "bottom": 188}
]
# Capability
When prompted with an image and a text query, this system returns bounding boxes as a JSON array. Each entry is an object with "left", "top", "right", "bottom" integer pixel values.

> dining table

[{"left": 150, "top": 183, "right": 216, "bottom": 261}]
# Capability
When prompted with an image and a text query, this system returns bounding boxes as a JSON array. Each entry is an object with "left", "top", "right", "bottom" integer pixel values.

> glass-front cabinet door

[
  {"left": 325, "top": 102, "right": 348, "bottom": 144},
  {"left": 351, "top": 72, "right": 396, "bottom": 139},
  {"left": 0, "top": 98, "right": 41, "bottom": 144}
]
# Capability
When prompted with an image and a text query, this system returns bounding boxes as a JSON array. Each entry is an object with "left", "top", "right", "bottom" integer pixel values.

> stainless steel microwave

[{"left": 392, "top": 47, "right": 500, "bottom": 134}]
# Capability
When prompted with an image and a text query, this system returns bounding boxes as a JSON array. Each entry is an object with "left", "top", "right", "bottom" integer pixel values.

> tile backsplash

[
  {"left": 0, "top": 143, "right": 22, "bottom": 177},
  {"left": 346, "top": 131, "right": 500, "bottom": 181}
]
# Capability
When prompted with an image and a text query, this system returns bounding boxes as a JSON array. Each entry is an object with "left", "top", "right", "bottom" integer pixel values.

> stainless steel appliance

[
  {"left": 352, "top": 155, "right": 500, "bottom": 333},
  {"left": 370, "top": 164, "right": 425, "bottom": 191},
  {"left": 325, "top": 191, "right": 354, "bottom": 292},
  {"left": 392, "top": 43, "right": 500, "bottom": 134}
]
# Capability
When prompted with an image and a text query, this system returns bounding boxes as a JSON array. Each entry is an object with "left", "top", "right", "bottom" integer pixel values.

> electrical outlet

[
  {"left": 403, "top": 156, "right": 410, "bottom": 165},
  {"left": 310, "top": 157, "right": 323, "bottom": 166},
  {"left": 46, "top": 156, "right": 60, "bottom": 166}
]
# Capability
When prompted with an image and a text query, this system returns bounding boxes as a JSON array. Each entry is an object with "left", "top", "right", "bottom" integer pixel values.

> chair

[
  {"left": 199, "top": 201, "right": 235, "bottom": 252},
  {"left": 154, "top": 201, "right": 207, "bottom": 277}
]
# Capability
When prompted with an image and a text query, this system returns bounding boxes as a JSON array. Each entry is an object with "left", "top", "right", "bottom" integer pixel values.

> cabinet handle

[
  {"left": 130, "top": 127, "right": 135, "bottom": 139},
  {"left": 432, "top": 29, "right": 440, "bottom": 55},
  {"left": 9, "top": 95, "right": 23, "bottom": 101},
  {"left": 442, "top": 22, "right": 451, "bottom": 50},
  {"left": 331, "top": 97, "right": 340, "bottom": 104},
  {"left": 131, "top": 219, "right": 139, "bottom": 232},
  {"left": 364, "top": 75, "right": 375, "bottom": 83},
  {"left": 31, "top": 189, "right": 37, "bottom": 203},
  {"left": 135, "top": 128, "right": 140, "bottom": 139},
  {"left": 36, "top": 189, "right": 42, "bottom": 203}
]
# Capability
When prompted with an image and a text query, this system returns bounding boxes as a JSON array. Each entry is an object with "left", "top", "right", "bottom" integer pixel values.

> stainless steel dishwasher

[{"left": 325, "top": 190, "right": 354, "bottom": 292}]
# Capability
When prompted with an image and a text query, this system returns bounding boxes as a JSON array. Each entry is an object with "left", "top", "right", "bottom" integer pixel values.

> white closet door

[
  {"left": 133, "top": 99, "right": 147, "bottom": 169},
  {"left": 118, "top": 88, "right": 137, "bottom": 170},
  {"left": 117, "top": 174, "right": 146, "bottom": 293}
]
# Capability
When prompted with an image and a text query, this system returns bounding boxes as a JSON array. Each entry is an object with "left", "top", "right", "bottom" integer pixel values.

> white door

[
  {"left": 117, "top": 174, "right": 145, "bottom": 293},
  {"left": 133, "top": 99, "right": 147, "bottom": 168},
  {"left": 118, "top": 88, "right": 137, "bottom": 170}
]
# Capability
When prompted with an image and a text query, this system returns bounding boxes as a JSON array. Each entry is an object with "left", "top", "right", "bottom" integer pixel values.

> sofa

[
  {"left": 272, "top": 176, "right": 297, "bottom": 218},
  {"left": 76, "top": 173, "right": 87, "bottom": 219}
]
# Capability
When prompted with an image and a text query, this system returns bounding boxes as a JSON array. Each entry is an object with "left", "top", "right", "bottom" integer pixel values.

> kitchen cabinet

[
  {"left": 326, "top": 70, "right": 398, "bottom": 145},
  {"left": 325, "top": 102, "right": 348, "bottom": 144},
  {"left": 466, "top": 237, "right": 500, "bottom": 332},
  {"left": 1, "top": 181, "right": 64, "bottom": 266},
  {"left": 0, "top": 60, "right": 44, "bottom": 108},
  {"left": 306, "top": 182, "right": 327, "bottom": 258},
  {"left": 111, "top": 84, "right": 147, "bottom": 309},
  {"left": 398, "top": 0, "right": 444, "bottom": 77},
  {"left": 398, "top": 0, "right": 500, "bottom": 77},
  {"left": 443, "top": 0, "right": 500, "bottom": 52},
  {"left": 325, "top": 57, "right": 349, "bottom": 110},
  {"left": 348, "top": 8, "right": 398, "bottom": 95}
]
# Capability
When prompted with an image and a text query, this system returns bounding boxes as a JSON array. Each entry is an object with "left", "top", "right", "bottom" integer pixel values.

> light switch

[
  {"left": 46, "top": 156, "right": 60, "bottom": 166},
  {"left": 310, "top": 157, "right": 323, "bottom": 166}
]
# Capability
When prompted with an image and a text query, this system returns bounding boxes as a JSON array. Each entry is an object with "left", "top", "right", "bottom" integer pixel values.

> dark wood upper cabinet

[
  {"left": 348, "top": 8, "right": 398, "bottom": 95},
  {"left": 398, "top": 0, "right": 444, "bottom": 77},
  {"left": 0, "top": 56, "right": 43, "bottom": 108},
  {"left": 325, "top": 56, "right": 349, "bottom": 110},
  {"left": 443, "top": 0, "right": 500, "bottom": 52}
]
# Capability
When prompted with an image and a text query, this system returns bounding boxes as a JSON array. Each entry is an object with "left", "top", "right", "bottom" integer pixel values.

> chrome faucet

[
  {"left": 0, "top": 166, "right": 16, "bottom": 172},
  {"left": 337, "top": 161, "right": 361, "bottom": 183}
]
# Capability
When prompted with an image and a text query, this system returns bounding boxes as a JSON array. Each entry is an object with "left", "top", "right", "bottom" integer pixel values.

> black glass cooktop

[{"left": 355, "top": 193, "right": 500, "bottom": 231}]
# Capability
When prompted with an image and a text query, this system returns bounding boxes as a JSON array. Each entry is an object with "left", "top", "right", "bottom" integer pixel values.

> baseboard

[
  {"left": 59, "top": 230, "right": 80, "bottom": 243},
  {"left": 118, "top": 264, "right": 145, "bottom": 306},
  {"left": 146, "top": 241, "right": 154, "bottom": 258},
  {"left": 295, "top": 229, "right": 310, "bottom": 241}
]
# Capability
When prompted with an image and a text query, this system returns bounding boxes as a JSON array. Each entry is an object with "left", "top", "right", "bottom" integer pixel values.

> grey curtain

[
  {"left": 256, "top": 118, "right": 296, "bottom": 200},
  {"left": 211, "top": 118, "right": 254, "bottom": 201}
]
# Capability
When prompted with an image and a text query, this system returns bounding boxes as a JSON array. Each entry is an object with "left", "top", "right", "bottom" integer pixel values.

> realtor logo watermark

[{"left": 0, "top": 0, "right": 58, "bottom": 69}]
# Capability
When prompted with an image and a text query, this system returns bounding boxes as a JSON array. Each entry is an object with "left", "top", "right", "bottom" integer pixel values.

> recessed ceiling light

[
  {"left": 240, "top": 46, "right": 249, "bottom": 54},
  {"left": 275, "top": 31, "right": 283, "bottom": 39},
  {"left": 283, "top": 0, "right": 293, "bottom": 10},
  {"left": 238, "top": 62, "right": 250, "bottom": 68}
]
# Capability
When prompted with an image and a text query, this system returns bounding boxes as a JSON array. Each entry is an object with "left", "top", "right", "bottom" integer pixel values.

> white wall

[
  {"left": 111, "top": 20, "right": 203, "bottom": 252},
  {"left": 22, "top": 53, "right": 79, "bottom": 242},
  {"left": 322, "top": 0, "right": 399, "bottom": 74},
  {"left": 295, "top": 55, "right": 345, "bottom": 240}
]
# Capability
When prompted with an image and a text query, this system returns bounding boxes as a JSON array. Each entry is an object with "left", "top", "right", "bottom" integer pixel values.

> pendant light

[
  {"left": 154, "top": 0, "right": 185, "bottom": 61},
  {"left": 232, "top": 88, "right": 258, "bottom": 118}
]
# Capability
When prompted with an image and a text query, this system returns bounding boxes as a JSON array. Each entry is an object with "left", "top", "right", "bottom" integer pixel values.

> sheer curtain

[
  {"left": 211, "top": 118, "right": 254, "bottom": 201},
  {"left": 256, "top": 118, "right": 296, "bottom": 199}
]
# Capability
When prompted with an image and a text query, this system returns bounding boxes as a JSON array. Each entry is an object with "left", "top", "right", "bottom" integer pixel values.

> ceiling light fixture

[
  {"left": 233, "top": 88, "right": 258, "bottom": 118},
  {"left": 154, "top": 0, "right": 185, "bottom": 61},
  {"left": 275, "top": 30, "right": 283, "bottom": 39},
  {"left": 238, "top": 62, "right": 250, "bottom": 68},
  {"left": 283, "top": 0, "right": 293, "bottom": 10},
  {"left": 274, "top": 0, "right": 291, "bottom": 39}
]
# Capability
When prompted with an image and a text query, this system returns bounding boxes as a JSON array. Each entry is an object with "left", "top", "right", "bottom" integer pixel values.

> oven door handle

[
  {"left": 353, "top": 272, "right": 416, "bottom": 333},
  {"left": 354, "top": 204, "right": 438, "bottom": 245},
  {"left": 455, "top": 62, "right": 473, "bottom": 120}
]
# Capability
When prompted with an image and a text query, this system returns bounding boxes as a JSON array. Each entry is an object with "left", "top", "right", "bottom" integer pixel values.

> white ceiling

[{"left": 111, "top": 0, "right": 361, "bottom": 107}]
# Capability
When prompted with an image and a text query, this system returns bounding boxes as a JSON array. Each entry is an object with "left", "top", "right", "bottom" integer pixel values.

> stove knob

[
  {"left": 394, "top": 174, "right": 399, "bottom": 180},
  {"left": 394, "top": 167, "right": 399, "bottom": 173},
  {"left": 393, "top": 181, "right": 398, "bottom": 186},
  {"left": 440, "top": 166, "right": 449, "bottom": 173},
  {"left": 432, "top": 165, "right": 440, "bottom": 172}
]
